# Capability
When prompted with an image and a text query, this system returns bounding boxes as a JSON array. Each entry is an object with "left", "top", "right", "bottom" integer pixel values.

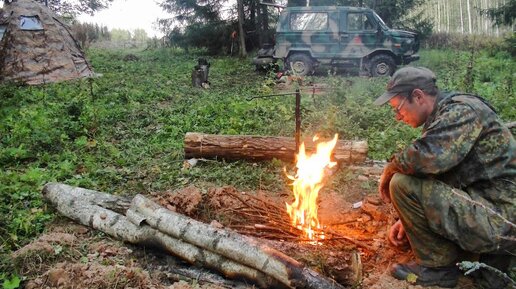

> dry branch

[
  {"left": 184, "top": 132, "right": 368, "bottom": 164},
  {"left": 218, "top": 189, "right": 374, "bottom": 251}
]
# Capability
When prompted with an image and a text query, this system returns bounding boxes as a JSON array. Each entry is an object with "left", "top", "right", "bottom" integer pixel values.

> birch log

[
  {"left": 42, "top": 183, "right": 348, "bottom": 289},
  {"left": 42, "top": 183, "right": 280, "bottom": 288},
  {"left": 129, "top": 194, "right": 345, "bottom": 289},
  {"left": 184, "top": 132, "right": 368, "bottom": 164}
]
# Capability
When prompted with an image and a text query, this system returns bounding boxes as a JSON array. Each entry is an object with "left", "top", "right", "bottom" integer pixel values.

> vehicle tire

[
  {"left": 285, "top": 53, "right": 314, "bottom": 76},
  {"left": 369, "top": 54, "right": 396, "bottom": 77}
]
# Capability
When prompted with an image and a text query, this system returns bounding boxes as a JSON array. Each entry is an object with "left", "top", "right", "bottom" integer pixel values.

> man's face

[{"left": 388, "top": 93, "right": 428, "bottom": 128}]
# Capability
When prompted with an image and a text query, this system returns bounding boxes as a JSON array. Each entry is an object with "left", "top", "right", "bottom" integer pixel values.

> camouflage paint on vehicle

[{"left": 254, "top": 6, "right": 420, "bottom": 76}]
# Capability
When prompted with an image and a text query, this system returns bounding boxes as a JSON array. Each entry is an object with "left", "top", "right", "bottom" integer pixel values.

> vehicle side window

[
  {"left": 347, "top": 12, "right": 371, "bottom": 31},
  {"left": 290, "top": 12, "right": 328, "bottom": 31},
  {"left": 19, "top": 15, "right": 43, "bottom": 30},
  {"left": 364, "top": 14, "right": 377, "bottom": 30}
]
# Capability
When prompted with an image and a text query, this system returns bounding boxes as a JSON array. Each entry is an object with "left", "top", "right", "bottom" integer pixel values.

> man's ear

[{"left": 412, "top": 89, "right": 426, "bottom": 104}]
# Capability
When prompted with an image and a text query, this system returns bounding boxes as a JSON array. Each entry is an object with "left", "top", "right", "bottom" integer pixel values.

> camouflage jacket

[{"left": 391, "top": 92, "right": 516, "bottom": 194}]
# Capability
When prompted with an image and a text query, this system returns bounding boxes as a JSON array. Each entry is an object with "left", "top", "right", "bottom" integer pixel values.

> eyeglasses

[
  {"left": 393, "top": 96, "right": 407, "bottom": 115},
  {"left": 393, "top": 90, "right": 414, "bottom": 115}
]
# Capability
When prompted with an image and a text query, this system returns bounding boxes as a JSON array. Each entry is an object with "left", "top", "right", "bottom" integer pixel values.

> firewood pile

[{"left": 44, "top": 183, "right": 378, "bottom": 289}]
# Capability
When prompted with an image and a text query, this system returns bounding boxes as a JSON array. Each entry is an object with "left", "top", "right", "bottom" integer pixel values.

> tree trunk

[
  {"left": 237, "top": 0, "right": 247, "bottom": 58},
  {"left": 42, "top": 183, "right": 350, "bottom": 289},
  {"left": 460, "top": 0, "right": 464, "bottom": 33},
  {"left": 257, "top": 0, "right": 270, "bottom": 47},
  {"left": 437, "top": 0, "right": 441, "bottom": 32},
  {"left": 183, "top": 132, "right": 368, "bottom": 164},
  {"left": 467, "top": 0, "right": 472, "bottom": 34},
  {"left": 445, "top": 0, "right": 450, "bottom": 32},
  {"left": 255, "top": 0, "right": 263, "bottom": 48}
]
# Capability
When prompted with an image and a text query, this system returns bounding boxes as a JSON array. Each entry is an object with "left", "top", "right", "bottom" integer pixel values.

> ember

[{"left": 286, "top": 134, "right": 338, "bottom": 241}]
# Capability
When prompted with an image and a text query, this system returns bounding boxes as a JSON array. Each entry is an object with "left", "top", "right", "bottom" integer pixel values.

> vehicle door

[
  {"left": 287, "top": 10, "right": 338, "bottom": 59},
  {"left": 339, "top": 11, "right": 378, "bottom": 58}
]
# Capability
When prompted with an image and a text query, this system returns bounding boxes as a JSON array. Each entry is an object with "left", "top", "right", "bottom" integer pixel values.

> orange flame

[{"left": 285, "top": 134, "right": 338, "bottom": 240}]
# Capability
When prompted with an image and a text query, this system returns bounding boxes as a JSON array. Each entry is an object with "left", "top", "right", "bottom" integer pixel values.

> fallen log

[
  {"left": 43, "top": 183, "right": 350, "bottom": 289},
  {"left": 184, "top": 132, "right": 367, "bottom": 164}
]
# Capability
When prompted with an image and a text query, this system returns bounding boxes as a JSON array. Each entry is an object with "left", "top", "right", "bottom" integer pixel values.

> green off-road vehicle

[{"left": 253, "top": 6, "right": 420, "bottom": 76}]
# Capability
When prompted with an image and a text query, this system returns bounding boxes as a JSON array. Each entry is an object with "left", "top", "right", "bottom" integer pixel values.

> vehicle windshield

[{"left": 373, "top": 12, "right": 389, "bottom": 29}]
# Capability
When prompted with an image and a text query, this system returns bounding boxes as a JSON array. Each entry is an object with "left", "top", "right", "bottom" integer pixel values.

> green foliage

[
  {"left": 423, "top": 32, "right": 507, "bottom": 52},
  {"left": 110, "top": 28, "right": 132, "bottom": 42},
  {"left": 169, "top": 21, "right": 233, "bottom": 55},
  {"left": 36, "top": 0, "right": 113, "bottom": 18},
  {"left": 417, "top": 49, "right": 515, "bottom": 121},
  {"left": 1, "top": 275, "right": 20, "bottom": 289},
  {"left": 482, "top": 0, "right": 516, "bottom": 26},
  {"left": 395, "top": 9, "right": 433, "bottom": 40},
  {"left": 132, "top": 29, "right": 149, "bottom": 43},
  {"left": 159, "top": 0, "right": 225, "bottom": 24}
]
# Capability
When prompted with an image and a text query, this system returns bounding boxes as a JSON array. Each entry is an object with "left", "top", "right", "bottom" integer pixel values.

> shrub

[{"left": 423, "top": 32, "right": 506, "bottom": 52}]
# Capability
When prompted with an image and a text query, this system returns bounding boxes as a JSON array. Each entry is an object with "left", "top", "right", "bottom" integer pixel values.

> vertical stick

[{"left": 295, "top": 88, "right": 301, "bottom": 153}]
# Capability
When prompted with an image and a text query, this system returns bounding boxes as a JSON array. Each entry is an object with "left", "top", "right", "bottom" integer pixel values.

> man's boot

[{"left": 391, "top": 261, "right": 460, "bottom": 288}]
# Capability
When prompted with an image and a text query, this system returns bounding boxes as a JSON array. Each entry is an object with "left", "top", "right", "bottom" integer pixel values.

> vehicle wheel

[
  {"left": 285, "top": 54, "right": 314, "bottom": 76},
  {"left": 369, "top": 54, "right": 396, "bottom": 77}
]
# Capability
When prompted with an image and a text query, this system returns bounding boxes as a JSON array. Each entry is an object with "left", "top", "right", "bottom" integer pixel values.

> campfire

[
  {"left": 286, "top": 134, "right": 338, "bottom": 241},
  {"left": 42, "top": 133, "right": 377, "bottom": 288}
]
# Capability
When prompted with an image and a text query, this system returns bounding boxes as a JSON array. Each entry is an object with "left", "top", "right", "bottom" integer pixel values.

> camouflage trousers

[{"left": 389, "top": 173, "right": 516, "bottom": 268}]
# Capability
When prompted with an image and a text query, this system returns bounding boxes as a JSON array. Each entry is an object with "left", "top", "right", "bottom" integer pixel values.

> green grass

[{"left": 0, "top": 46, "right": 514, "bottom": 282}]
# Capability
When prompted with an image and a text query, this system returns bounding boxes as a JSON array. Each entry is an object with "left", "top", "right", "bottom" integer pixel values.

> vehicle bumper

[{"left": 402, "top": 54, "right": 420, "bottom": 64}]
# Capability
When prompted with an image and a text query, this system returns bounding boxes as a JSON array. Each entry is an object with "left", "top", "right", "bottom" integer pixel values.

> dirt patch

[
  {"left": 157, "top": 185, "right": 203, "bottom": 215},
  {"left": 25, "top": 261, "right": 161, "bottom": 289},
  {"left": 11, "top": 232, "right": 77, "bottom": 260}
]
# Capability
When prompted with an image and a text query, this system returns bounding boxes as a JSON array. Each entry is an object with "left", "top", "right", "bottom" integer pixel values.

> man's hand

[
  {"left": 378, "top": 162, "right": 397, "bottom": 203},
  {"left": 388, "top": 220, "right": 409, "bottom": 247}
]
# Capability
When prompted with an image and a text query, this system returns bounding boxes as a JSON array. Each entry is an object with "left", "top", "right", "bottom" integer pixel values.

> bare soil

[{"left": 12, "top": 164, "right": 479, "bottom": 289}]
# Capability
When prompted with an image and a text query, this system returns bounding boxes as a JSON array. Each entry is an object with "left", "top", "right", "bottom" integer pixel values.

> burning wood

[
  {"left": 286, "top": 134, "right": 338, "bottom": 241},
  {"left": 220, "top": 189, "right": 375, "bottom": 251}
]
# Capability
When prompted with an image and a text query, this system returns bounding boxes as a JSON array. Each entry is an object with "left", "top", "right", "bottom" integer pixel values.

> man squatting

[{"left": 374, "top": 67, "right": 515, "bottom": 288}]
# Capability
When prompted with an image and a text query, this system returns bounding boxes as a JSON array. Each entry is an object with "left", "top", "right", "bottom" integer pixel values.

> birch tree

[
  {"left": 466, "top": 0, "right": 472, "bottom": 33},
  {"left": 459, "top": 0, "right": 464, "bottom": 33}
]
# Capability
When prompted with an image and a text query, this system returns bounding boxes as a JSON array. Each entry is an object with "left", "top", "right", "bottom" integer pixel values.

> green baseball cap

[{"left": 374, "top": 67, "right": 437, "bottom": 106}]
